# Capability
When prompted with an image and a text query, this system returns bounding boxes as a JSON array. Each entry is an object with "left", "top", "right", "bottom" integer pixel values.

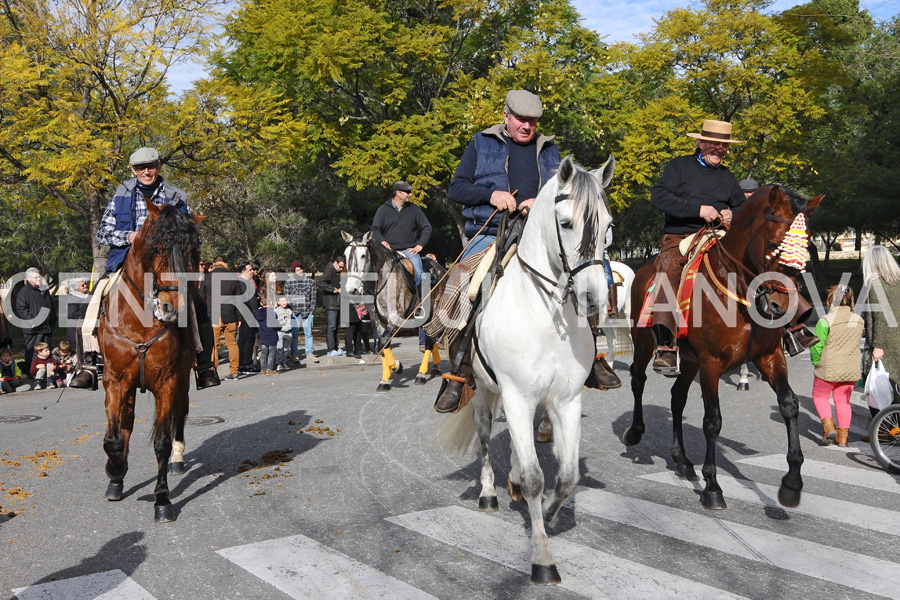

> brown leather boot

[
  {"left": 586, "top": 355, "right": 622, "bottom": 390},
  {"left": 435, "top": 342, "right": 474, "bottom": 414},
  {"left": 652, "top": 347, "right": 679, "bottom": 377},
  {"left": 835, "top": 428, "right": 849, "bottom": 447},
  {"left": 820, "top": 417, "right": 836, "bottom": 445},
  {"left": 607, "top": 281, "right": 618, "bottom": 317}
]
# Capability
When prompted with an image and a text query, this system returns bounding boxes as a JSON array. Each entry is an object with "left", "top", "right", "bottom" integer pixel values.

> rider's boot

[
  {"left": 70, "top": 352, "right": 99, "bottom": 390},
  {"left": 414, "top": 282, "right": 426, "bottom": 319},
  {"left": 586, "top": 354, "right": 622, "bottom": 390},
  {"left": 194, "top": 319, "right": 221, "bottom": 390},
  {"left": 434, "top": 337, "right": 474, "bottom": 414},
  {"left": 652, "top": 325, "right": 680, "bottom": 377},
  {"left": 783, "top": 294, "right": 819, "bottom": 356}
]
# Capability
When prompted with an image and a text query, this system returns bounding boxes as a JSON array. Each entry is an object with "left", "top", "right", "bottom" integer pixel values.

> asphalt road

[{"left": 2, "top": 336, "right": 898, "bottom": 600}]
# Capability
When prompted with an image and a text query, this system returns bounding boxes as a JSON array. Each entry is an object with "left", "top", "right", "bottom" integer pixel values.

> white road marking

[
  {"left": 574, "top": 487, "right": 900, "bottom": 599},
  {"left": 738, "top": 454, "right": 900, "bottom": 493},
  {"left": 388, "top": 505, "right": 748, "bottom": 600},
  {"left": 12, "top": 569, "right": 156, "bottom": 600},
  {"left": 217, "top": 533, "right": 438, "bottom": 600},
  {"left": 642, "top": 470, "right": 900, "bottom": 537}
]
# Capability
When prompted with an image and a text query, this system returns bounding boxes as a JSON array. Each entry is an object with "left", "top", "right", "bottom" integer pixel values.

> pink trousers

[{"left": 812, "top": 376, "right": 854, "bottom": 428}]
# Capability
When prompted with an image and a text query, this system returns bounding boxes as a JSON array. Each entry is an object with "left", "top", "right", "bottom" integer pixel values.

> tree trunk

[
  {"left": 437, "top": 189, "right": 467, "bottom": 247},
  {"left": 87, "top": 189, "right": 108, "bottom": 280}
]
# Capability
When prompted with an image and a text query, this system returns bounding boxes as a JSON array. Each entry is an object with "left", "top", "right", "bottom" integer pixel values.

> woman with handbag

[
  {"left": 861, "top": 245, "right": 900, "bottom": 439},
  {"left": 810, "top": 285, "right": 864, "bottom": 446}
]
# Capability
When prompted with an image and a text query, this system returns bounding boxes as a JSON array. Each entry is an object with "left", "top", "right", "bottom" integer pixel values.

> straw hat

[{"left": 687, "top": 120, "right": 744, "bottom": 144}]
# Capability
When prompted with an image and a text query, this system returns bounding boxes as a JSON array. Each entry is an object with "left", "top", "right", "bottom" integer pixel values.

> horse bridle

[
  {"left": 708, "top": 208, "right": 803, "bottom": 316},
  {"left": 518, "top": 190, "right": 606, "bottom": 307},
  {"left": 123, "top": 271, "right": 181, "bottom": 321}
]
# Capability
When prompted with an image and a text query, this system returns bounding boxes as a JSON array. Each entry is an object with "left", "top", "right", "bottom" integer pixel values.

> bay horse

[
  {"left": 438, "top": 155, "right": 614, "bottom": 584},
  {"left": 342, "top": 231, "right": 447, "bottom": 391},
  {"left": 624, "top": 185, "right": 822, "bottom": 510},
  {"left": 98, "top": 201, "right": 204, "bottom": 522}
]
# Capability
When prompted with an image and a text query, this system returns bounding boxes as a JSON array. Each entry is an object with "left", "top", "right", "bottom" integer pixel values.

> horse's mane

[
  {"left": 145, "top": 204, "right": 200, "bottom": 273},
  {"left": 364, "top": 236, "right": 396, "bottom": 272},
  {"left": 566, "top": 167, "right": 604, "bottom": 260}
]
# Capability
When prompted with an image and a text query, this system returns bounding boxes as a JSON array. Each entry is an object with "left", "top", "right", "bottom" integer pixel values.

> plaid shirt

[
  {"left": 97, "top": 177, "right": 188, "bottom": 247},
  {"left": 283, "top": 274, "right": 316, "bottom": 318}
]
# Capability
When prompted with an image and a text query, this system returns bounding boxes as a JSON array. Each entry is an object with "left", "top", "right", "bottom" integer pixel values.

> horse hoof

[
  {"left": 478, "top": 496, "right": 499, "bottom": 512},
  {"left": 376, "top": 382, "right": 391, "bottom": 392},
  {"left": 394, "top": 361, "right": 403, "bottom": 375},
  {"left": 701, "top": 491, "right": 727, "bottom": 510},
  {"left": 105, "top": 482, "right": 124, "bottom": 501},
  {"left": 531, "top": 564, "right": 561, "bottom": 584},
  {"left": 778, "top": 485, "right": 802, "bottom": 508},
  {"left": 168, "top": 461, "right": 185, "bottom": 476},
  {"left": 507, "top": 479, "right": 522, "bottom": 502},
  {"left": 154, "top": 504, "right": 177, "bottom": 523},
  {"left": 622, "top": 426, "right": 642, "bottom": 446},
  {"left": 430, "top": 368, "right": 442, "bottom": 378},
  {"left": 676, "top": 464, "right": 699, "bottom": 481},
  {"left": 737, "top": 382, "right": 750, "bottom": 391},
  {"left": 415, "top": 375, "right": 428, "bottom": 385},
  {"left": 536, "top": 429, "right": 552, "bottom": 444}
]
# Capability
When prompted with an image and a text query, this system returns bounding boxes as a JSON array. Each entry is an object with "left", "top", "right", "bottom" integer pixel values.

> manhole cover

[
  {"left": 0, "top": 415, "right": 42, "bottom": 424},
  {"left": 185, "top": 416, "right": 225, "bottom": 427}
]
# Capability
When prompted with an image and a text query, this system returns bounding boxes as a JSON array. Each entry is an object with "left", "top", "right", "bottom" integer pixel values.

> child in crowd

[
  {"left": 274, "top": 296, "right": 293, "bottom": 372},
  {"left": 53, "top": 340, "right": 77, "bottom": 387},
  {"left": 30, "top": 341, "right": 58, "bottom": 389},
  {"left": 255, "top": 295, "right": 279, "bottom": 375},
  {"left": 0, "top": 347, "right": 23, "bottom": 394},
  {"left": 810, "top": 285, "right": 864, "bottom": 447}
]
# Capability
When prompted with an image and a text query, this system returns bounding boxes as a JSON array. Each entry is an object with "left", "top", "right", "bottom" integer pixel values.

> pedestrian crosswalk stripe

[
  {"left": 217, "top": 533, "right": 438, "bottom": 600},
  {"left": 574, "top": 487, "right": 900, "bottom": 599},
  {"left": 12, "top": 569, "right": 156, "bottom": 600},
  {"left": 641, "top": 470, "right": 900, "bottom": 537},
  {"left": 388, "top": 505, "right": 748, "bottom": 599},
  {"left": 738, "top": 454, "right": 900, "bottom": 493}
]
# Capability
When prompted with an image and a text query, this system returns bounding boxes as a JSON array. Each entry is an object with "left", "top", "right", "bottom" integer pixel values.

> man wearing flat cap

[
  {"left": 433, "top": 89, "right": 620, "bottom": 413},
  {"left": 90, "top": 147, "right": 221, "bottom": 389},
  {"left": 371, "top": 180, "right": 432, "bottom": 293},
  {"left": 739, "top": 178, "right": 758, "bottom": 199}
]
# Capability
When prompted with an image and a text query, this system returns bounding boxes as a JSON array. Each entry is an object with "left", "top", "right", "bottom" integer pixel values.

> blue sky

[
  {"left": 166, "top": 0, "right": 899, "bottom": 95},
  {"left": 571, "top": 0, "right": 898, "bottom": 43}
]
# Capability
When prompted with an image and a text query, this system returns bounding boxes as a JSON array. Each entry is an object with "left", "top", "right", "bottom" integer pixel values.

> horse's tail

[{"left": 434, "top": 392, "right": 500, "bottom": 457}]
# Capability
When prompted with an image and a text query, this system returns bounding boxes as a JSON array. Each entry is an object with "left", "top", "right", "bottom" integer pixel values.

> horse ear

[
  {"left": 596, "top": 154, "right": 615, "bottom": 189},
  {"left": 767, "top": 185, "right": 784, "bottom": 211},
  {"left": 341, "top": 230, "right": 353, "bottom": 243},
  {"left": 362, "top": 230, "right": 373, "bottom": 244},
  {"left": 192, "top": 214, "right": 207, "bottom": 224},
  {"left": 805, "top": 193, "right": 824, "bottom": 216},
  {"left": 147, "top": 202, "right": 161, "bottom": 218},
  {"left": 558, "top": 155, "right": 575, "bottom": 186}
]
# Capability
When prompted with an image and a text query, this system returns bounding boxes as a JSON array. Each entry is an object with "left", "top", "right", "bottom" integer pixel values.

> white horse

[
  {"left": 604, "top": 260, "right": 635, "bottom": 361},
  {"left": 437, "top": 154, "right": 614, "bottom": 584}
]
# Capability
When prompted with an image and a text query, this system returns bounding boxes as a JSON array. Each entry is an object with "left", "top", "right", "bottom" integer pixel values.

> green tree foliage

[
  {"left": 215, "top": 0, "right": 611, "bottom": 245},
  {"left": 0, "top": 0, "right": 299, "bottom": 275}
]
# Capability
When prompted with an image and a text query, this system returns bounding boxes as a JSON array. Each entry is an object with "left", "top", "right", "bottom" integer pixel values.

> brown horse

[
  {"left": 624, "top": 185, "right": 822, "bottom": 510},
  {"left": 98, "top": 202, "right": 204, "bottom": 522}
]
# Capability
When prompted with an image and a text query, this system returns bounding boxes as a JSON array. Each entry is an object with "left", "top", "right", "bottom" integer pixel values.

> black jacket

[
  {"left": 15, "top": 282, "right": 56, "bottom": 335},
  {"left": 316, "top": 263, "right": 343, "bottom": 311},
  {"left": 219, "top": 275, "right": 257, "bottom": 324}
]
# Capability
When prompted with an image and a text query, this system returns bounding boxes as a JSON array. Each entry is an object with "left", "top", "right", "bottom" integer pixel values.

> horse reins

[
  {"left": 111, "top": 269, "right": 177, "bottom": 393},
  {"left": 518, "top": 190, "right": 606, "bottom": 308}
]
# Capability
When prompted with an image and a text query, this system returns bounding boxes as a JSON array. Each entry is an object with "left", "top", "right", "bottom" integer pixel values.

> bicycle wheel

[{"left": 869, "top": 404, "right": 900, "bottom": 474}]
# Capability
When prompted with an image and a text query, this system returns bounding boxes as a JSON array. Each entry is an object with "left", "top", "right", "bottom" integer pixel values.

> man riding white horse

[{"left": 434, "top": 90, "right": 620, "bottom": 413}]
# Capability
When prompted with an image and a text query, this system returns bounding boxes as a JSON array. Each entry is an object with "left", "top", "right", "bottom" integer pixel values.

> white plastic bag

[{"left": 865, "top": 359, "right": 893, "bottom": 411}]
